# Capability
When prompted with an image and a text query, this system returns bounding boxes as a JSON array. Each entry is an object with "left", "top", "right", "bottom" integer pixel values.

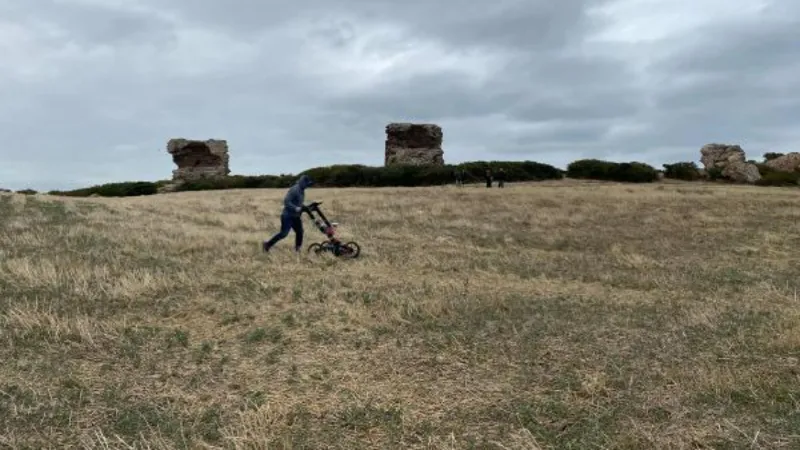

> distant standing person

[
  {"left": 262, "top": 174, "right": 314, "bottom": 253},
  {"left": 454, "top": 169, "right": 463, "bottom": 187},
  {"left": 485, "top": 169, "right": 492, "bottom": 188},
  {"left": 496, "top": 168, "right": 506, "bottom": 188}
]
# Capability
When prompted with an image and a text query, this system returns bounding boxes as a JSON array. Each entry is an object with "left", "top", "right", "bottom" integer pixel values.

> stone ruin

[
  {"left": 764, "top": 153, "right": 800, "bottom": 172},
  {"left": 167, "top": 138, "right": 230, "bottom": 182},
  {"left": 699, "top": 143, "right": 761, "bottom": 183},
  {"left": 384, "top": 123, "right": 444, "bottom": 166}
]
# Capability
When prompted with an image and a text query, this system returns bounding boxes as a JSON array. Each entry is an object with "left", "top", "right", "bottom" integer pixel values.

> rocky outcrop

[
  {"left": 764, "top": 153, "right": 800, "bottom": 172},
  {"left": 700, "top": 143, "right": 761, "bottom": 183},
  {"left": 167, "top": 138, "right": 230, "bottom": 182},
  {"left": 384, "top": 123, "right": 444, "bottom": 166},
  {"left": 700, "top": 143, "right": 747, "bottom": 169},
  {"left": 722, "top": 161, "right": 761, "bottom": 183}
]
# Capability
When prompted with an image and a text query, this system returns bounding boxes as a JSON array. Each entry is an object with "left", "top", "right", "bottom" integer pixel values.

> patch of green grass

[
  {"left": 168, "top": 329, "right": 190, "bottom": 348},
  {"left": 111, "top": 401, "right": 189, "bottom": 445},
  {"left": 691, "top": 375, "right": 800, "bottom": 431},
  {"left": 281, "top": 311, "right": 298, "bottom": 327},
  {"left": 0, "top": 195, "right": 14, "bottom": 225},
  {"left": 241, "top": 390, "right": 267, "bottom": 410},
  {"left": 309, "top": 326, "right": 337, "bottom": 344},
  {"left": 245, "top": 326, "right": 283, "bottom": 344},
  {"left": 504, "top": 399, "right": 621, "bottom": 448},
  {"left": 197, "top": 404, "right": 224, "bottom": 442},
  {"left": 337, "top": 402, "right": 404, "bottom": 433},
  {"left": 0, "top": 381, "right": 86, "bottom": 435},
  {"left": 24, "top": 196, "right": 75, "bottom": 223},
  {"left": 193, "top": 340, "right": 214, "bottom": 363},
  {"left": 117, "top": 326, "right": 161, "bottom": 366}
]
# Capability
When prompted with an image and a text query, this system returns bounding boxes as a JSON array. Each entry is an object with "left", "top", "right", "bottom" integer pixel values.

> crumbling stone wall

[
  {"left": 167, "top": 138, "right": 230, "bottom": 182},
  {"left": 384, "top": 123, "right": 444, "bottom": 166}
]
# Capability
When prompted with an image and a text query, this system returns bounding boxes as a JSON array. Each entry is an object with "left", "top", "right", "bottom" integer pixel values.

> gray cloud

[
  {"left": 0, "top": 0, "right": 798, "bottom": 190},
  {"left": 140, "top": 0, "right": 604, "bottom": 49}
]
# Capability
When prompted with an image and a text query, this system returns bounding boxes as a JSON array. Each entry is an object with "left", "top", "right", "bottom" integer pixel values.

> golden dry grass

[{"left": 1, "top": 179, "right": 800, "bottom": 449}]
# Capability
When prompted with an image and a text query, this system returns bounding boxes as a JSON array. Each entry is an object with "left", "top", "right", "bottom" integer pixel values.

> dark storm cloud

[
  {"left": 648, "top": 12, "right": 800, "bottom": 88},
  {"left": 1, "top": 0, "right": 174, "bottom": 46},
  {"left": 324, "top": 60, "right": 640, "bottom": 126},
  {"left": 350, "top": 0, "right": 607, "bottom": 50},
  {"left": 0, "top": 0, "right": 797, "bottom": 190},
  {"left": 662, "top": 27, "right": 800, "bottom": 76},
  {"left": 620, "top": 5, "right": 800, "bottom": 156},
  {"left": 141, "top": 0, "right": 607, "bottom": 49}
]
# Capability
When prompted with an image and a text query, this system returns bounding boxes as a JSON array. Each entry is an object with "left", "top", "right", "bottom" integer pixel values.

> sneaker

[{"left": 262, "top": 242, "right": 270, "bottom": 253}]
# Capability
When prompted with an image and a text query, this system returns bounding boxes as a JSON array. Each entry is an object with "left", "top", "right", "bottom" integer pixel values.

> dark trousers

[{"left": 264, "top": 214, "right": 303, "bottom": 251}]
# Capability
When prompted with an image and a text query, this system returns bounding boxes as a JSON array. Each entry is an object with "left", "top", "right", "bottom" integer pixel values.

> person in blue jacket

[{"left": 263, "top": 175, "right": 314, "bottom": 253}]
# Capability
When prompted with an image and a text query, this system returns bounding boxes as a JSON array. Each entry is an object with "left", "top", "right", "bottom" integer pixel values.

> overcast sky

[{"left": 1, "top": 0, "right": 797, "bottom": 190}]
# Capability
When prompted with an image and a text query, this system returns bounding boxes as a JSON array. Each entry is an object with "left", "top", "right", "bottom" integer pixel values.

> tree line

[{"left": 33, "top": 155, "right": 798, "bottom": 197}]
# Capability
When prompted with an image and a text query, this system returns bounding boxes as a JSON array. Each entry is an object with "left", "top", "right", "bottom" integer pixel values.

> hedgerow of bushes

[
  {"left": 48, "top": 181, "right": 166, "bottom": 197},
  {"left": 754, "top": 163, "right": 800, "bottom": 186},
  {"left": 763, "top": 152, "right": 785, "bottom": 161},
  {"left": 172, "top": 161, "right": 565, "bottom": 192},
  {"left": 566, "top": 159, "right": 659, "bottom": 183},
  {"left": 174, "top": 174, "right": 297, "bottom": 192},
  {"left": 662, "top": 162, "right": 703, "bottom": 181},
  {"left": 299, "top": 161, "right": 564, "bottom": 188},
  {"left": 43, "top": 154, "right": 800, "bottom": 199},
  {"left": 47, "top": 160, "right": 566, "bottom": 197}
]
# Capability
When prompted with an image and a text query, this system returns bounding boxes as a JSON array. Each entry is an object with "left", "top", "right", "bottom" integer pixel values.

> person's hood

[{"left": 296, "top": 174, "right": 313, "bottom": 190}]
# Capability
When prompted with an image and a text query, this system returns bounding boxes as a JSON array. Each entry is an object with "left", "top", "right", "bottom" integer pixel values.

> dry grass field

[{"left": 1, "top": 179, "right": 799, "bottom": 449}]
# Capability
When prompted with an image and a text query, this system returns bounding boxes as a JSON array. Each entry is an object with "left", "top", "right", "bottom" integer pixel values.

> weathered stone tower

[
  {"left": 167, "top": 138, "right": 230, "bottom": 181},
  {"left": 384, "top": 123, "right": 444, "bottom": 166}
]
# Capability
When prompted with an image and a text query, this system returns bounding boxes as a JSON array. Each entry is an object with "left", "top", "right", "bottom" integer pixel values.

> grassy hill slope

[{"left": 1, "top": 181, "right": 799, "bottom": 449}]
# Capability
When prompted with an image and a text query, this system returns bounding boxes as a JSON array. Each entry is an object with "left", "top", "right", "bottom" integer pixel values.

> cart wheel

[
  {"left": 339, "top": 241, "right": 361, "bottom": 259},
  {"left": 307, "top": 243, "right": 324, "bottom": 255}
]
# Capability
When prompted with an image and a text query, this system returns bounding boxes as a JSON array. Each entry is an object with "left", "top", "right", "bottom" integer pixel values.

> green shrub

[
  {"left": 173, "top": 175, "right": 295, "bottom": 192},
  {"left": 566, "top": 159, "right": 614, "bottom": 180},
  {"left": 16, "top": 189, "right": 37, "bottom": 195},
  {"left": 706, "top": 167, "right": 725, "bottom": 181},
  {"left": 662, "top": 162, "right": 702, "bottom": 181},
  {"left": 458, "top": 160, "right": 564, "bottom": 183},
  {"left": 49, "top": 181, "right": 158, "bottom": 197},
  {"left": 99, "top": 182, "right": 158, "bottom": 197},
  {"left": 566, "top": 159, "right": 659, "bottom": 183},
  {"left": 756, "top": 163, "right": 780, "bottom": 178},
  {"left": 301, "top": 164, "right": 376, "bottom": 187},
  {"left": 755, "top": 171, "right": 800, "bottom": 186},
  {"left": 754, "top": 163, "right": 800, "bottom": 186},
  {"left": 764, "top": 152, "right": 785, "bottom": 161}
]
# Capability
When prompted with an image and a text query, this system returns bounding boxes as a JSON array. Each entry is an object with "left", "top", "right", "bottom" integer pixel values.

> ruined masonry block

[
  {"left": 167, "top": 138, "right": 230, "bottom": 182},
  {"left": 384, "top": 123, "right": 444, "bottom": 166}
]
